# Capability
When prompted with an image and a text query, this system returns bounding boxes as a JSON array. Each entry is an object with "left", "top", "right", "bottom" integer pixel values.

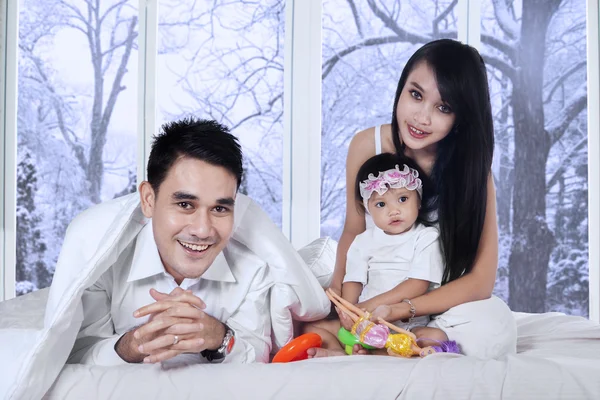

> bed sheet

[{"left": 2, "top": 288, "right": 600, "bottom": 399}]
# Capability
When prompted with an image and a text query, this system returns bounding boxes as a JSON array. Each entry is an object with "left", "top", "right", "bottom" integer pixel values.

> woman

[{"left": 323, "top": 39, "right": 516, "bottom": 359}]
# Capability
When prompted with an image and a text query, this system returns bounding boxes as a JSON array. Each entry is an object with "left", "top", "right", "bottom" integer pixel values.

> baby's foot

[{"left": 306, "top": 347, "right": 347, "bottom": 358}]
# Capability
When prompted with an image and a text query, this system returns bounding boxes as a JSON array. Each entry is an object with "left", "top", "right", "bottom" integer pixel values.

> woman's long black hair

[{"left": 391, "top": 39, "right": 494, "bottom": 284}]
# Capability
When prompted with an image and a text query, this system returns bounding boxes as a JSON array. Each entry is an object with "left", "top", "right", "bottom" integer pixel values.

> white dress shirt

[
  {"left": 70, "top": 220, "right": 273, "bottom": 366},
  {"left": 343, "top": 223, "right": 444, "bottom": 303}
]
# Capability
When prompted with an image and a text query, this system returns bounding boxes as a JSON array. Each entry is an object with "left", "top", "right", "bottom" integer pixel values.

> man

[
  {"left": 0, "top": 118, "right": 329, "bottom": 397},
  {"left": 67, "top": 118, "right": 277, "bottom": 365}
]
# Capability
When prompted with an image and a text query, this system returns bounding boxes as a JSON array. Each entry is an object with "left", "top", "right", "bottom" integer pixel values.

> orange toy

[{"left": 272, "top": 333, "right": 323, "bottom": 363}]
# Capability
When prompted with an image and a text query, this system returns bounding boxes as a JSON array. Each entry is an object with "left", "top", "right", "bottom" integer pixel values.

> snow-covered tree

[
  {"left": 157, "top": 0, "right": 285, "bottom": 224},
  {"left": 15, "top": 0, "right": 588, "bottom": 315},
  {"left": 481, "top": 0, "right": 587, "bottom": 313},
  {"left": 16, "top": 0, "right": 139, "bottom": 291},
  {"left": 15, "top": 152, "right": 49, "bottom": 294}
]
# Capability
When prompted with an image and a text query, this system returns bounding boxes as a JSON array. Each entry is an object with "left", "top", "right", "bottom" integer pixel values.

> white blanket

[
  {"left": 2, "top": 289, "right": 599, "bottom": 399},
  {"left": 397, "top": 312, "right": 600, "bottom": 399},
  {"left": 0, "top": 193, "right": 330, "bottom": 400}
]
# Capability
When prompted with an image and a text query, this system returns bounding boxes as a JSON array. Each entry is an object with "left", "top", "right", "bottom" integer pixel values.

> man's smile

[{"left": 178, "top": 239, "right": 211, "bottom": 254}]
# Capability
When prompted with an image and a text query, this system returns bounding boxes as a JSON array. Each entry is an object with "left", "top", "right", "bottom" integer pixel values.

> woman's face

[{"left": 396, "top": 61, "right": 456, "bottom": 153}]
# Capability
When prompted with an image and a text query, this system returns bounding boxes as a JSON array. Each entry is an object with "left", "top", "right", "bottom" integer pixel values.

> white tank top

[
  {"left": 365, "top": 125, "right": 384, "bottom": 229},
  {"left": 374, "top": 124, "right": 382, "bottom": 155}
]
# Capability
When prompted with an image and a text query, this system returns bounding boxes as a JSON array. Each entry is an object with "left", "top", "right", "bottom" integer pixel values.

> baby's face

[{"left": 367, "top": 187, "right": 420, "bottom": 235}]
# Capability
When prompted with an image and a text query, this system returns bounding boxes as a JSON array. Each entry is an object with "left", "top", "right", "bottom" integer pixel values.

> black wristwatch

[{"left": 201, "top": 324, "right": 235, "bottom": 363}]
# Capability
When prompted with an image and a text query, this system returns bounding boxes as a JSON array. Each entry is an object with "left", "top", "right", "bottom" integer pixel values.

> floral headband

[{"left": 359, "top": 164, "right": 423, "bottom": 210}]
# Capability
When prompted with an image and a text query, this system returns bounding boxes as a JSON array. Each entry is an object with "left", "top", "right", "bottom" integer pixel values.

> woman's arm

[
  {"left": 357, "top": 278, "right": 430, "bottom": 311},
  {"left": 329, "top": 128, "right": 377, "bottom": 294},
  {"left": 341, "top": 282, "right": 363, "bottom": 305},
  {"left": 377, "top": 175, "right": 500, "bottom": 320}
]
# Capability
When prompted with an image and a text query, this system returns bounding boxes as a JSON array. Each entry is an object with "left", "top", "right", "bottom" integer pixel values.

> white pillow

[{"left": 297, "top": 237, "right": 337, "bottom": 288}]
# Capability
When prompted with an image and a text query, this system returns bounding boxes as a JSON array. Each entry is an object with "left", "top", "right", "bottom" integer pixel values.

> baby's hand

[
  {"left": 371, "top": 305, "right": 392, "bottom": 321},
  {"left": 336, "top": 307, "right": 354, "bottom": 331}
]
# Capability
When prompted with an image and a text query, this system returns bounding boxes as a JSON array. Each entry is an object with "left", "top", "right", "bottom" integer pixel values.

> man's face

[{"left": 139, "top": 157, "right": 237, "bottom": 284}]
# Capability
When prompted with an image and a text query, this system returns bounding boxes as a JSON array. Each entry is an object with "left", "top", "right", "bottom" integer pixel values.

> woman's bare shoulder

[
  {"left": 348, "top": 124, "right": 392, "bottom": 160},
  {"left": 350, "top": 126, "right": 375, "bottom": 147},
  {"left": 346, "top": 127, "right": 374, "bottom": 165}
]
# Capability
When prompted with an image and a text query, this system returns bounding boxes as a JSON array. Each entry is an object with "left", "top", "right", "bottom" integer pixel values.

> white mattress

[{"left": 2, "top": 289, "right": 599, "bottom": 399}]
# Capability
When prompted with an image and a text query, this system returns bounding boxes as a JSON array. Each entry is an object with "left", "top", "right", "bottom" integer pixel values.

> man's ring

[{"left": 173, "top": 335, "right": 179, "bottom": 345}]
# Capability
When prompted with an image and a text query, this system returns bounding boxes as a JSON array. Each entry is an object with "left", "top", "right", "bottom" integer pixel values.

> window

[
  {"left": 16, "top": 0, "right": 138, "bottom": 295},
  {"left": 320, "top": 0, "right": 458, "bottom": 239},
  {"left": 2, "top": 0, "right": 597, "bottom": 320},
  {"left": 157, "top": 0, "right": 284, "bottom": 226},
  {"left": 481, "top": 0, "right": 588, "bottom": 316}
]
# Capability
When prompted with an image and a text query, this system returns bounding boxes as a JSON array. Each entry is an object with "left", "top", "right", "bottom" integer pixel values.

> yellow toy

[{"left": 326, "top": 289, "right": 459, "bottom": 357}]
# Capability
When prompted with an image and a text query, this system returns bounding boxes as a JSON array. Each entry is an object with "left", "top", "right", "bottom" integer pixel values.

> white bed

[{"left": 1, "top": 287, "right": 599, "bottom": 399}]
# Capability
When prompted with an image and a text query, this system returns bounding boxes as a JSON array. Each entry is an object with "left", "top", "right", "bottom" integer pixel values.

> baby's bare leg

[{"left": 301, "top": 319, "right": 346, "bottom": 357}]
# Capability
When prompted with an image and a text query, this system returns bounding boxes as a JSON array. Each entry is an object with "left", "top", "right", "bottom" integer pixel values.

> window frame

[
  {"left": 137, "top": 0, "right": 158, "bottom": 183},
  {"left": 1, "top": 0, "right": 598, "bottom": 324},
  {"left": 1, "top": 0, "right": 18, "bottom": 301},
  {"left": 586, "top": 0, "right": 600, "bottom": 322},
  {"left": 283, "top": 0, "right": 322, "bottom": 249}
]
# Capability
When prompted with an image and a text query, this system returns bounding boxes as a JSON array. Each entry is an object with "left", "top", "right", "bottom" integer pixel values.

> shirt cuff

[
  {"left": 79, "top": 335, "right": 130, "bottom": 366},
  {"left": 407, "top": 271, "right": 441, "bottom": 285},
  {"left": 342, "top": 275, "right": 366, "bottom": 285}
]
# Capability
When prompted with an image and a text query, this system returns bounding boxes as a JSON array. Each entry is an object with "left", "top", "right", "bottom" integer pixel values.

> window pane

[
  {"left": 157, "top": 0, "right": 284, "bottom": 226},
  {"left": 321, "top": 0, "right": 458, "bottom": 239},
  {"left": 481, "top": 0, "right": 588, "bottom": 315},
  {"left": 17, "top": 0, "right": 138, "bottom": 295}
]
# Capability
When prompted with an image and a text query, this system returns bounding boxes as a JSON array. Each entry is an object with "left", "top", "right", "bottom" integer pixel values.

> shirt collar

[
  {"left": 127, "top": 220, "right": 236, "bottom": 283},
  {"left": 201, "top": 251, "right": 236, "bottom": 283},
  {"left": 127, "top": 220, "right": 164, "bottom": 282},
  {"left": 373, "top": 223, "right": 417, "bottom": 244}
]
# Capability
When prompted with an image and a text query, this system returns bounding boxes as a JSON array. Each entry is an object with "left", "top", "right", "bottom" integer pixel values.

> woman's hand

[
  {"left": 356, "top": 299, "right": 375, "bottom": 313},
  {"left": 370, "top": 305, "right": 392, "bottom": 321},
  {"left": 371, "top": 302, "right": 411, "bottom": 323}
]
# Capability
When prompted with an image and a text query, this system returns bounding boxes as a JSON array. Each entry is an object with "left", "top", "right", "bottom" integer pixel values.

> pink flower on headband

[
  {"left": 364, "top": 178, "right": 385, "bottom": 192},
  {"left": 386, "top": 170, "right": 402, "bottom": 180},
  {"left": 359, "top": 164, "right": 423, "bottom": 209}
]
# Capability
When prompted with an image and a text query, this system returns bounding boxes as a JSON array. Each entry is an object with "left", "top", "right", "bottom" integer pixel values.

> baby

[{"left": 305, "top": 153, "right": 449, "bottom": 356}]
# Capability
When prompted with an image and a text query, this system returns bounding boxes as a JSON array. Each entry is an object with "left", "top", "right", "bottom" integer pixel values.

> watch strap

[{"left": 201, "top": 323, "right": 235, "bottom": 362}]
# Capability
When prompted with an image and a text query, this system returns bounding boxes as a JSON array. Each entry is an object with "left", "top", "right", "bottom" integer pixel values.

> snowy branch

[
  {"left": 58, "top": 1, "right": 93, "bottom": 31},
  {"left": 480, "top": 34, "right": 516, "bottom": 62},
  {"left": 432, "top": 0, "right": 458, "bottom": 37},
  {"left": 491, "top": 0, "right": 519, "bottom": 40},
  {"left": 481, "top": 53, "right": 517, "bottom": 81},
  {"left": 323, "top": 35, "right": 408, "bottom": 80},
  {"left": 546, "top": 136, "right": 587, "bottom": 192},
  {"left": 21, "top": 47, "right": 89, "bottom": 171},
  {"left": 544, "top": 61, "right": 586, "bottom": 103},
  {"left": 547, "top": 84, "right": 587, "bottom": 144},
  {"left": 366, "top": 0, "right": 430, "bottom": 43},
  {"left": 100, "top": 17, "right": 137, "bottom": 134},
  {"left": 346, "top": 0, "right": 364, "bottom": 38},
  {"left": 99, "top": 0, "right": 130, "bottom": 25}
]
